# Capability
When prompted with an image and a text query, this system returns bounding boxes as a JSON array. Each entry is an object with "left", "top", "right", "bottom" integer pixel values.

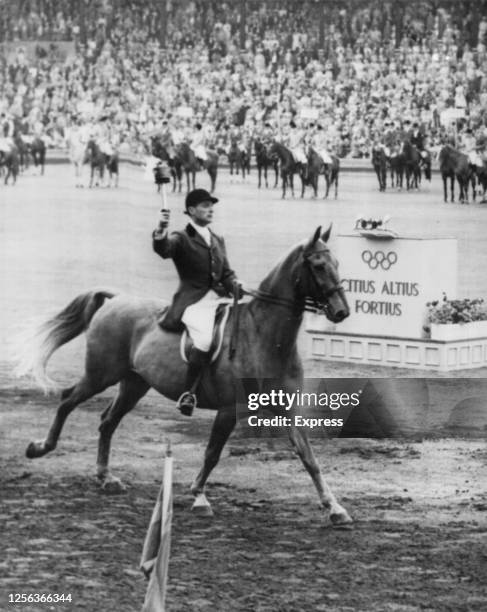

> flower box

[{"left": 430, "top": 320, "right": 487, "bottom": 341}]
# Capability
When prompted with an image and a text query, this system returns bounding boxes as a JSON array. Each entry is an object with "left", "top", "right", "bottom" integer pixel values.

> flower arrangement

[{"left": 425, "top": 294, "right": 487, "bottom": 327}]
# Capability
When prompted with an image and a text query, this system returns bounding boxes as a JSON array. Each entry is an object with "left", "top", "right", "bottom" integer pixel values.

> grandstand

[{"left": 0, "top": 1, "right": 486, "bottom": 157}]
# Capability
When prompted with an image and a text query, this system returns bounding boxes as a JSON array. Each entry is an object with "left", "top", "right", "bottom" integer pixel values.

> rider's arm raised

[{"left": 152, "top": 212, "right": 182, "bottom": 259}]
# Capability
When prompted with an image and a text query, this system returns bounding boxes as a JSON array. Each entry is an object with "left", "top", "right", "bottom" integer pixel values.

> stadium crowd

[{"left": 1, "top": 0, "right": 487, "bottom": 158}]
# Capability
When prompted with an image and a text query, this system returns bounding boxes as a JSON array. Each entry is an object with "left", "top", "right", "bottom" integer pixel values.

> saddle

[{"left": 180, "top": 303, "right": 232, "bottom": 364}]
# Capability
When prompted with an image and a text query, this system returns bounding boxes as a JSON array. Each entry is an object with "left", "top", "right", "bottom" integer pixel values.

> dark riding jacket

[{"left": 153, "top": 224, "right": 237, "bottom": 331}]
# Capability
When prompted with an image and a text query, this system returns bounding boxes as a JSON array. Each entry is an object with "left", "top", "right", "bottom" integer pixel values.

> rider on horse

[
  {"left": 191, "top": 122, "right": 208, "bottom": 168},
  {"left": 310, "top": 124, "right": 333, "bottom": 164},
  {"left": 261, "top": 122, "right": 274, "bottom": 145},
  {"left": 460, "top": 127, "right": 483, "bottom": 167},
  {"left": 152, "top": 188, "right": 242, "bottom": 416},
  {"left": 286, "top": 120, "right": 307, "bottom": 165},
  {"left": 157, "top": 119, "right": 174, "bottom": 158}
]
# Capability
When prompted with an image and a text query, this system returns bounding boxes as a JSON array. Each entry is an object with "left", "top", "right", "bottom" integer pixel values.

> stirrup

[{"left": 176, "top": 391, "right": 197, "bottom": 416}]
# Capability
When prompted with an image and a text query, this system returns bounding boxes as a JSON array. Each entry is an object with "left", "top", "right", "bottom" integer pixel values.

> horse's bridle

[{"left": 244, "top": 249, "right": 346, "bottom": 316}]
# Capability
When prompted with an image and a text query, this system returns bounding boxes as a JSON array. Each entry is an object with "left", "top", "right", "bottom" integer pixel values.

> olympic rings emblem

[{"left": 362, "top": 250, "right": 398, "bottom": 271}]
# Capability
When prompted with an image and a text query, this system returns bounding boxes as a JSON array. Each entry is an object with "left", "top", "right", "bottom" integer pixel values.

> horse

[
  {"left": 473, "top": 161, "right": 487, "bottom": 202},
  {"left": 389, "top": 149, "right": 405, "bottom": 190},
  {"left": 0, "top": 145, "right": 20, "bottom": 185},
  {"left": 177, "top": 142, "right": 218, "bottom": 193},
  {"left": 85, "top": 139, "right": 106, "bottom": 188},
  {"left": 372, "top": 147, "right": 387, "bottom": 192},
  {"left": 419, "top": 149, "right": 432, "bottom": 183},
  {"left": 268, "top": 141, "right": 305, "bottom": 199},
  {"left": 105, "top": 151, "right": 119, "bottom": 188},
  {"left": 439, "top": 145, "right": 473, "bottom": 204},
  {"left": 402, "top": 140, "right": 422, "bottom": 190},
  {"left": 254, "top": 139, "right": 278, "bottom": 189},
  {"left": 151, "top": 136, "right": 183, "bottom": 192},
  {"left": 17, "top": 226, "right": 353, "bottom": 526},
  {"left": 323, "top": 154, "right": 340, "bottom": 199},
  {"left": 28, "top": 137, "right": 46, "bottom": 175},
  {"left": 304, "top": 148, "right": 324, "bottom": 198},
  {"left": 13, "top": 133, "right": 30, "bottom": 173},
  {"left": 227, "top": 141, "right": 249, "bottom": 180}
]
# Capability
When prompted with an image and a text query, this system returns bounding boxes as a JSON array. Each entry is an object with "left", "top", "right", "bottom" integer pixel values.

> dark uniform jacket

[
  {"left": 410, "top": 129, "right": 425, "bottom": 150},
  {"left": 153, "top": 223, "right": 237, "bottom": 331}
]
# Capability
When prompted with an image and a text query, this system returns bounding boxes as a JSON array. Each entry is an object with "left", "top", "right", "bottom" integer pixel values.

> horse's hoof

[
  {"left": 191, "top": 493, "right": 214, "bottom": 516},
  {"left": 26, "top": 441, "right": 47, "bottom": 459},
  {"left": 101, "top": 476, "right": 126, "bottom": 495},
  {"left": 191, "top": 503, "right": 214, "bottom": 517},
  {"left": 330, "top": 511, "right": 353, "bottom": 529}
]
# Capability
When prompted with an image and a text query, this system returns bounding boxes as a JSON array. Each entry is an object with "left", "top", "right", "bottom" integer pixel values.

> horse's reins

[{"left": 229, "top": 250, "right": 345, "bottom": 359}]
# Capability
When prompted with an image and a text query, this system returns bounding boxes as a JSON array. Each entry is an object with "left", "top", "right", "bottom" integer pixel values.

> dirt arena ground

[{"left": 1, "top": 162, "right": 487, "bottom": 611}]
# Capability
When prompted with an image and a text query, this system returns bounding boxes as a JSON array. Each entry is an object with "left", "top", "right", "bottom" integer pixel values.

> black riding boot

[{"left": 176, "top": 348, "right": 210, "bottom": 416}]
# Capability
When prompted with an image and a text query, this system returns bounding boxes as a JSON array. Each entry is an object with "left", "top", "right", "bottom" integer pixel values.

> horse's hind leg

[
  {"left": 97, "top": 371, "right": 150, "bottom": 492},
  {"left": 190, "top": 408, "right": 237, "bottom": 516},
  {"left": 26, "top": 375, "right": 106, "bottom": 459},
  {"left": 288, "top": 426, "right": 352, "bottom": 526}
]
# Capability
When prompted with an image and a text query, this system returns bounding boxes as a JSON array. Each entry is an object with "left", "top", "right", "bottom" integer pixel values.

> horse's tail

[{"left": 13, "top": 289, "right": 116, "bottom": 392}]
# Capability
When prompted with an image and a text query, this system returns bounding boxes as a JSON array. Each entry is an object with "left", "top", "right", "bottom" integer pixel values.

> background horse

[
  {"left": 372, "top": 147, "right": 387, "bottom": 191},
  {"left": 419, "top": 149, "right": 432, "bottom": 182},
  {"left": 13, "top": 133, "right": 29, "bottom": 173},
  {"left": 439, "top": 145, "right": 473, "bottom": 204},
  {"left": 474, "top": 161, "right": 487, "bottom": 202},
  {"left": 304, "top": 147, "right": 323, "bottom": 198},
  {"left": 269, "top": 141, "right": 305, "bottom": 198},
  {"left": 85, "top": 139, "right": 106, "bottom": 188},
  {"left": 177, "top": 142, "right": 218, "bottom": 193},
  {"left": 389, "top": 150, "right": 405, "bottom": 189},
  {"left": 0, "top": 145, "right": 20, "bottom": 185},
  {"left": 254, "top": 139, "right": 278, "bottom": 189},
  {"left": 28, "top": 137, "right": 46, "bottom": 175},
  {"left": 227, "top": 141, "right": 249, "bottom": 180},
  {"left": 17, "top": 226, "right": 352, "bottom": 527},
  {"left": 105, "top": 151, "right": 119, "bottom": 188},
  {"left": 402, "top": 140, "right": 421, "bottom": 190},
  {"left": 323, "top": 154, "right": 340, "bottom": 199},
  {"left": 151, "top": 136, "right": 183, "bottom": 192}
]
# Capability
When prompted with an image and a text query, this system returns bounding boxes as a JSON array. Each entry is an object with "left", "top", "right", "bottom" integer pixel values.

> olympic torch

[{"left": 154, "top": 160, "right": 172, "bottom": 217}]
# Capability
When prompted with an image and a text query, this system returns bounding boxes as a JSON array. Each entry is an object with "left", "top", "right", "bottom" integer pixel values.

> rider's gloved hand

[
  {"left": 158, "top": 209, "right": 170, "bottom": 230},
  {"left": 233, "top": 280, "right": 244, "bottom": 300}
]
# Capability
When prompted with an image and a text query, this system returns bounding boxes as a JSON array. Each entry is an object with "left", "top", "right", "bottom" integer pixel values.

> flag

[{"left": 140, "top": 448, "right": 173, "bottom": 612}]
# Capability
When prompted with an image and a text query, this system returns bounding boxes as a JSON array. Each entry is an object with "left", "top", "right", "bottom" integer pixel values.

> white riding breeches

[
  {"left": 99, "top": 140, "right": 113, "bottom": 155},
  {"left": 291, "top": 148, "right": 307, "bottom": 164},
  {"left": 468, "top": 151, "right": 483, "bottom": 167},
  {"left": 0, "top": 137, "right": 13, "bottom": 153},
  {"left": 318, "top": 149, "right": 333, "bottom": 164},
  {"left": 194, "top": 145, "right": 208, "bottom": 161},
  {"left": 182, "top": 291, "right": 230, "bottom": 352}
]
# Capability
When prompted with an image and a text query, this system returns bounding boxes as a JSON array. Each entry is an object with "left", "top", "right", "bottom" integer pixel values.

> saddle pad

[{"left": 180, "top": 303, "right": 232, "bottom": 364}]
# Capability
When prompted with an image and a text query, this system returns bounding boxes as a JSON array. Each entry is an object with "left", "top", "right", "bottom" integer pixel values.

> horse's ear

[
  {"left": 305, "top": 226, "right": 322, "bottom": 251},
  {"left": 321, "top": 223, "right": 332, "bottom": 243}
]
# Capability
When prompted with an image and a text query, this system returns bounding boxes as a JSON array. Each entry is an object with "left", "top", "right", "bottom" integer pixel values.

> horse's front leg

[
  {"left": 288, "top": 425, "right": 352, "bottom": 526},
  {"left": 191, "top": 408, "right": 237, "bottom": 516}
]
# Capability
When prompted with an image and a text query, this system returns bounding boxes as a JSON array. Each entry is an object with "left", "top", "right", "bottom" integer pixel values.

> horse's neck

[{"left": 247, "top": 251, "right": 303, "bottom": 353}]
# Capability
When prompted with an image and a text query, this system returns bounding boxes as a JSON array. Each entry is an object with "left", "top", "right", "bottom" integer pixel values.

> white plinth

[
  {"left": 307, "top": 330, "right": 487, "bottom": 372},
  {"left": 324, "top": 234, "right": 457, "bottom": 339}
]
